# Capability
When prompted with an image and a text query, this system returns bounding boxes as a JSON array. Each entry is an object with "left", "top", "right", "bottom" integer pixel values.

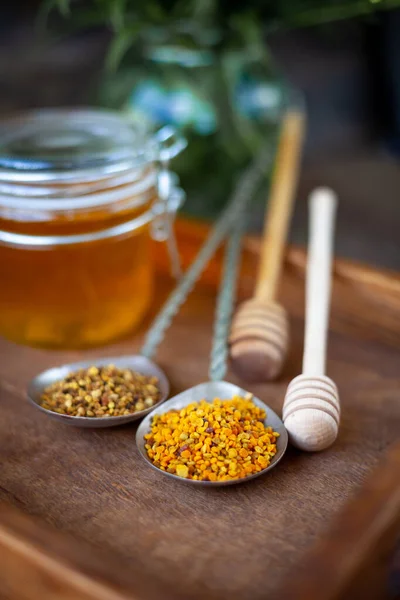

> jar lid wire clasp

[{"left": 152, "top": 126, "right": 187, "bottom": 280}]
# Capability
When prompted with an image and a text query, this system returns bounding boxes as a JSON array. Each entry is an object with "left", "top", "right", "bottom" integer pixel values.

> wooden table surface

[{"left": 0, "top": 219, "right": 399, "bottom": 600}]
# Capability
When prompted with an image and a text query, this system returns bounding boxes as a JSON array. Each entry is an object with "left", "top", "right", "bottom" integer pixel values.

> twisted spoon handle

[
  {"left": 141, "top": 143, "right": 274, "bottom": 360},
  {"left": 208, "top": 207, "right": 248, "bottom": 382}
]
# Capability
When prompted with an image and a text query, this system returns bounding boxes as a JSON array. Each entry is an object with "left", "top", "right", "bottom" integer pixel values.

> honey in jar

[{"left": 0, "top": 109, "right": 185, "bottom": 348}]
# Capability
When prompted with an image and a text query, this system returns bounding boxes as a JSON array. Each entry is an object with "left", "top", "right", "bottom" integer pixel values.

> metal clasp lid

[
  {"left": 151, "top": 126, "right": 187, "bottom": 279},
  {"left": 154, "top": 126, "right": 187, "bottom": 162}
]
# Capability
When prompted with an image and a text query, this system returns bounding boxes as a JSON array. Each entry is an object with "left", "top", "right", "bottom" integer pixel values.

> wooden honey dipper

[
  {"left": 229, "top": 110, "right": 305, "bottom": 382},
  {"left": 283, "top": 188, "right": 339, "bottom": 451}
]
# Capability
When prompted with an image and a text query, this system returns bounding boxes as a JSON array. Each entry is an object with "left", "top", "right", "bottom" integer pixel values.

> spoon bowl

[
  {"left": 136, "top": 380, "right": 288, "bottom": 486},
  {"left": 27, "top": 355, "right": 170, "bottom": 428}
]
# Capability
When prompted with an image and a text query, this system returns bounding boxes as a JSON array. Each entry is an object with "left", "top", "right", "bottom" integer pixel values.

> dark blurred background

[{"left": 1, "top": 0, "right": 399, "bottom": 269}]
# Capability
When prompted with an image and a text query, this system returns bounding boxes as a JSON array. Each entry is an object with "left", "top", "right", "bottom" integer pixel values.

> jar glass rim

[
  {"left": 0, "top": 168, "right": 157, "bottom": 212},
  {"left": 0, "top": 108, "right": 158, "bottom": 183},
  {"left": 0, "top": 108, "right": 187, "bottom": 214}
]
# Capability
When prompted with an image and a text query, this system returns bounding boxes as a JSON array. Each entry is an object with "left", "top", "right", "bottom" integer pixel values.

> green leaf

[
  {"left": 105, "top": 29, "right": 136, "bottom": 71},
  {"left": 109, "top": 0, "right": 127, "bottom": 31},
  {"left": 36, "top": 0, "right": 70, "bottom": 31},
  {"left": 56, "top": 0, "right": 71, "bottom": 16}
]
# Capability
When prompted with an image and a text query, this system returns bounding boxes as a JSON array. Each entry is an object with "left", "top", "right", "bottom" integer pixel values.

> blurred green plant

[
  {"left": 43, "top": 0, "right": 400, "bottom": 47},
  {"left": 41, "top": 0, "right": 400, "bottom": 218}
]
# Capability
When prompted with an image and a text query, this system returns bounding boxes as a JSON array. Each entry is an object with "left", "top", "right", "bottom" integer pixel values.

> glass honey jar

[{"left": 0, "top": 108, "right": 186, "bottom": 349}]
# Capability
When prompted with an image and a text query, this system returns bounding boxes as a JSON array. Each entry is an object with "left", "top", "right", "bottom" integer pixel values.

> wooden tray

[{"left": 0, "top": 218, "right": 399, "bottom": 600}]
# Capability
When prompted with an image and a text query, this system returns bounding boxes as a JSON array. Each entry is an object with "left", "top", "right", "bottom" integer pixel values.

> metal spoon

[
  {"left": 27, "top": 145, "right": 274, "bottom": 428},
  {"left": 136, "top": 381, "right": 287, "bottom": 486},
  {"left": 136, "top": 153, "right": 288, "bottom": 485},
  {"left": 27, "top": 355, "right": 169, "bottom": 428}
]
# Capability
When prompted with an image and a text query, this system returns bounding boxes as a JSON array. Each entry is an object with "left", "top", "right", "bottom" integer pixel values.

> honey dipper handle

[
  {"left": 255, "top": 110, "right": 305, "bottom": 301},
  {"left": 303, "top": 188, "right": 338, "bottom": 376}
]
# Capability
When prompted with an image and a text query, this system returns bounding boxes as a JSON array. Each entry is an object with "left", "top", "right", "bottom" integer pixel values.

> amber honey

[
  {"left": 0, "top": 199, "right": 153, "bottom": 348},
  {"left": 0, "top": 108, "right": 185, "bottom": 348}
]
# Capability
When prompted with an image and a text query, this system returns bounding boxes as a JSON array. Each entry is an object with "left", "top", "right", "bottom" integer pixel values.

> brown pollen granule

[{"left": 39, "top": 365, "right": 161, "bottom": 418}]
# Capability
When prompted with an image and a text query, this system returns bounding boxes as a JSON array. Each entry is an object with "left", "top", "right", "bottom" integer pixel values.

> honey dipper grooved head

[
  {"left": 283, "top": 374, "right": 340, "bottom": 451},
  {"left": 229, "top": 300, "right": 288, "bottom": 382}
]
